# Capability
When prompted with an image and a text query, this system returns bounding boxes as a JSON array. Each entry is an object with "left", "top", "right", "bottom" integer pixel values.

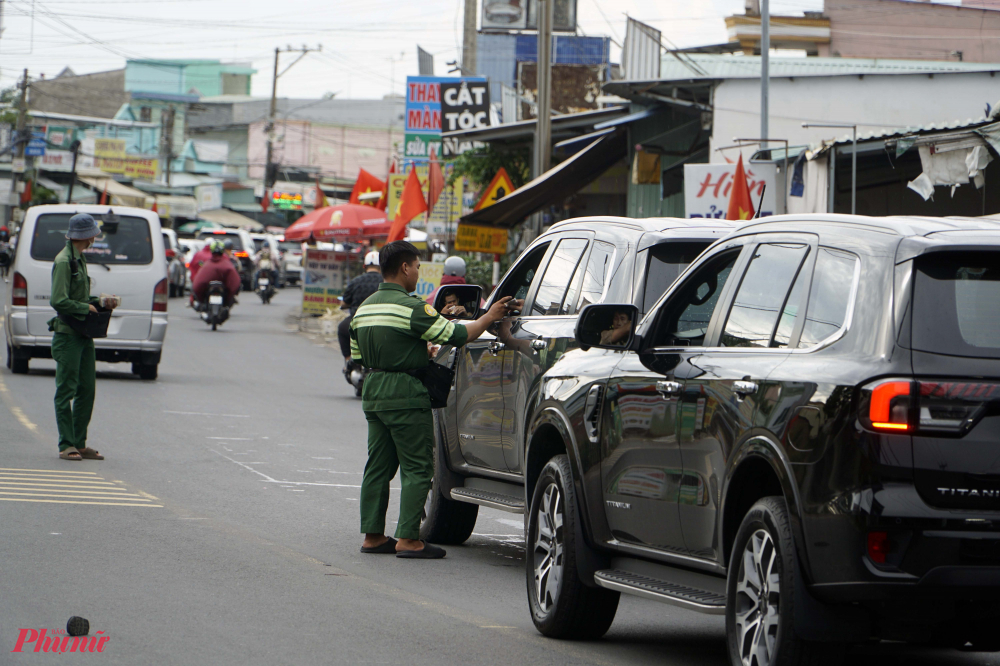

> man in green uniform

[
  {"left": 351, "top": 241, "right": 511, "bottom": 559},
  {"left": 49, "top": 213, "right": 111, "bottom": 461}
]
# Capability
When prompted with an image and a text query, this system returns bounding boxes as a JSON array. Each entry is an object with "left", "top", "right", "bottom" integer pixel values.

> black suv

[{"left": 435, "top": 214, "right": 1000, "bottom": 664}]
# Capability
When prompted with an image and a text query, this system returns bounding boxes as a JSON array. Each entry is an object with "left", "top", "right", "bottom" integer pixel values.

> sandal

[
  {"left": 360, "top": 537, "right": 398, "bottom": 554},
  {"left": 59, "top": 448, "right": 82, "bottom": 461},
  {"left": 396, "top": 542, "right": 446, "bottom": 559},
  {"left": 77, "top": 448, "right": 104, "bottom": 460}
]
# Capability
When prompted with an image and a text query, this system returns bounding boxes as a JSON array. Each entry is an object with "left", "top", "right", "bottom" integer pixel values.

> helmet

[
  {"left": 363, "top": 251, "right": 380, "bottom": 267},
  {"left": 209, "top": 239, "right": 225, "bottom": 255},
  {"left": 223, "top": 239, "right": 234, "bottom": 251},
  {"left": 443, "top": 256, "right": 466, "bottom": 277}
]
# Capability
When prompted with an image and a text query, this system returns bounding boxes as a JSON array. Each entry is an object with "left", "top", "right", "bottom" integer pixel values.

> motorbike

[
  {"left": 200, "top": 280, "right": 230, "bottom": 331},
  {"left": 255, "top": 263, "right": 276, "bottom": 304},
  {"left": 344, "top": 359, "right": 369, "bottom": 397}
]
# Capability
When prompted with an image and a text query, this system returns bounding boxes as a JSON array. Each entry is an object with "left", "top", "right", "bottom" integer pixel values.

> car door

[
  {"left": 500, "top": 235, "right": 599, "bottom": 472},
  {"left": 453, "top": 241, "right": 551, "bottom": 471},
  {"left": 601, "top": 240, "right": 751, "bottom": 555},
  {"left": 675, "top": 235, "right": 817, "bottom": 561}
]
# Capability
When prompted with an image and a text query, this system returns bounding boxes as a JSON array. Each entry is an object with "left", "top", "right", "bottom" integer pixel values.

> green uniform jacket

[
  {"left": 48, "top": 241, "right": 99, "bottom": 336},
  {"left": 350, "top": 282, "right": 469, "bottom": 411}
]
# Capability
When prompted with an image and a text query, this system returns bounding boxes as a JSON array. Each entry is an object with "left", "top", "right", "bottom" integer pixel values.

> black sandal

[
  {"left": 360, "top": 537, "right": 397, "bottom": 554},
  {"left": 396, "top": 542, "right": 446, "bottom": 559}
]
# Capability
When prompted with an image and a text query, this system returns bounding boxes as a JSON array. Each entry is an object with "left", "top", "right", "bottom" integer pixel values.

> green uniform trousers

[
  {"left": 51, "top": 332, "right": 96, "bottom": 452},
  {"left": 360, "top": 408, "right": 434, "bottom": 540}
]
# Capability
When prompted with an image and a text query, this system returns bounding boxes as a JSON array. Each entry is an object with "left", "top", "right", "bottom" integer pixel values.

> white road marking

[
  {"left": 209, "top": 449, "right": 392, "bottom": 490},
  {"left": 164, "top": 410, "right": 250, "bottom": 418},
  {"left": 206, "top": 437, "right": 252, "bottom": 441}
]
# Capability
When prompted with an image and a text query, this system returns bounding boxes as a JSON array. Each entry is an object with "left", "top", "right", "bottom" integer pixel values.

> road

[{"left": 0, "top": 284, "right": 996, "bottom": 665}]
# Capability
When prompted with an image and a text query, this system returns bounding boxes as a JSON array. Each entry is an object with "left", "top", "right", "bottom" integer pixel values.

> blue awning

[{"left": 593, "top": 107, "right": 664, "bottom": 130}]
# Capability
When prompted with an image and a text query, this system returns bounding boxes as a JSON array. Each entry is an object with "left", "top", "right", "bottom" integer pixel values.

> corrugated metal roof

[
  {"left": 654, "top": 54, "right": 1000, "bottom": 82},
  {"left": 811, "top": 117, "right": 1000, "bottom": 153}
]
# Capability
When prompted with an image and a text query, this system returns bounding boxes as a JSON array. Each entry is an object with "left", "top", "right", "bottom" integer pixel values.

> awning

[
  {"left": 461, "top": 129, "right": 627, "bottom": 229},
  {"left": 36, "top": 177, "right": 98, "bottom": 204},
  {"left": 78, "top": 176, "right": 153, "bottom": 209},
  {"left": 198, "top": 207, "right": 264, "bottom": 231},
  {"left": 153, "top": 195, "right": 199, "bottom": 219}
]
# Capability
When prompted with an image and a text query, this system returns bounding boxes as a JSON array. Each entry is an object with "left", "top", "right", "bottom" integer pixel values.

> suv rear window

[
  {"left": 913, "top": 251, "right": 1000, "bottom": 358},
  {"left": 199, "top": 231, "right": 244, "bottom": 251},
  {"left": 31, "top": 213, "right": 153, "bottom": 265}
]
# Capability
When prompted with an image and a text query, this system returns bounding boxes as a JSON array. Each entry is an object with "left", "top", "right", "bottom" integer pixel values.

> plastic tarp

[
  {"left": 77, "top": 176, "right": 152, "bottom": 209},
  {"left": 197, "top": 207, "right": 263, "bottom": 231}
]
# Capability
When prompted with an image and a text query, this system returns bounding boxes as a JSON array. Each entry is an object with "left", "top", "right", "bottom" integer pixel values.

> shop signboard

[
  {"left": 45, "top": 126, "right": 74, "bottom": 150},
  {"left": 440, "top": 80, "right": 490, "bottom": 157},
  {"left": 455, "top": 223, "right": 508, "bottom": 254},
  {"left": 683, "top": 163, "right": 778, "bottom": 219},
  {"left": 94, "top": 138, "right": 126, "bottom": 159},
  {"left": 271, "top": 190, "right": 303, "bottom": 210},
  {"left": 405, "top": 75, "right": 488, "bottom": 161},
  {"left": 413, "top": 262, "right": 444, "bottom": 302},
  {"left": 25, "top": 132, "right": 46, "bottom": 157},
  {"left": 122, "top": 156, "right": 158, "bottom": 181},
  {"left": 481, "top": 0, "right": 577, "bottom": 32},
  {"left": 386, "top": 164, "right": 464, "bottom": 240},
  {"left": 301, "top": 249, "right": 350, "bottom": 315}
]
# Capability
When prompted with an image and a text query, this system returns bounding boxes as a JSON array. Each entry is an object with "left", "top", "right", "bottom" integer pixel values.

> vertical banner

[
  {"left": 405, "top": 75, "right": 488, "bottom": 161},
  {"left": 301, "top": 249, "right": 351, "bottom": 315}
]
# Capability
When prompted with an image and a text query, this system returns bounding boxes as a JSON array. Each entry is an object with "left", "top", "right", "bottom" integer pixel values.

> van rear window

[
  {"left": 31, "top": 213, "right": 153, "bottom": 265},
  {"left": 913, "top": 251, "right": 1000, "bottom": 358}
]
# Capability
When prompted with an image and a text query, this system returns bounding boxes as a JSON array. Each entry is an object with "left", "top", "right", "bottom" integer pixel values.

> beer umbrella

[{"left": 285, "top": 204, "right": 391, "bottom": 242}]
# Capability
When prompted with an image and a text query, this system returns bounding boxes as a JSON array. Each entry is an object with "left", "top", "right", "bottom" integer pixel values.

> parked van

[{"left": 4, "top": 204, "right": 169, "bottom": 380}]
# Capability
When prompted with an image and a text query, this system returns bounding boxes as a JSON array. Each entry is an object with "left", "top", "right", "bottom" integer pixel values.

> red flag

[
  {"left": 99, "top": 182, "right": 108, "bottom": 205},
  {"left": 377, "top": 159, "right": 395, "bottom": 211},
  {"left": 151, "top": 201, "right": 158, "bottom": 214},
  {"left": 20, "top": 178, "right": 32, "bottom": 205},
  {"left": 261, "top": 190, "right": 270, "bottom": 214},
  {"left": 726, "top": 155, "right": 755, "bottom": 221},
  {"left": 426, "top": 147, "right": 444, "bottom": 220},
  {"left": 387, "top": 169, "right": 427, "bottom": 242},
  {"left": 349, "top": 168, "right": 385, "bottom": 207},
  {"left": 315, "top": 177, "right": 328, "bottom": 209}
]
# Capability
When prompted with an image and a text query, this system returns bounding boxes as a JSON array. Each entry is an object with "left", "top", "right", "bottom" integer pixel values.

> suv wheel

[
  {"left": 9, "top": 345, "right": 28, "bottom": 374},
  {"left": 133, "top": 363, "right": 158, "bottom": 380},
  {"left": 420, "top": 438, "right": 479, "bottom": 545},
  {"left": 527, "top": 454, "right": 619, "bottom": 639},
  {"left": 727, "top": 497, "right": 844, "bottom": 666}
]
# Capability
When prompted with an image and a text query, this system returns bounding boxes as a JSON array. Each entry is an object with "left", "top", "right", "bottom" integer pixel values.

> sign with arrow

[{"left": 473, "top": 167, "right": 515, "bottom": 211}]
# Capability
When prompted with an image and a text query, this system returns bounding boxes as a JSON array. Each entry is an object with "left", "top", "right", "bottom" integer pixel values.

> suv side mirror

[
  {"left": 434, "top": 284, "right": 482, "bottom": 320},
  {"left": 576, "top": 303, "right": 639, "bottom": 351}
]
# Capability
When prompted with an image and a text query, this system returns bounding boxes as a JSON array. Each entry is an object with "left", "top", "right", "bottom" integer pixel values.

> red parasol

[{"left": 284, "top": 204, "right": 391, "bottom": 242}]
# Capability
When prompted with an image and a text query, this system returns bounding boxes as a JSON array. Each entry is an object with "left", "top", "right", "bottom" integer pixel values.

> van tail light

[
  {"left": 165, "top": 248, "right": 176, "bottom": 260},
  {"left": 153, "top": 278, "right": 168, "bottom": 312},
  {"left": 11, "top": 272, "right": 27, "bottom": 306},
  {"left": 860, "top": 378, "right": 997, "bottom": 436},
  {"left": 234, "top": 251, "right": 249, "bottom": 259}
]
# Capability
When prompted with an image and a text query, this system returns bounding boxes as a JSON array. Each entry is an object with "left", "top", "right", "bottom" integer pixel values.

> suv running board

[
  {"left": 594, "top": 558, "right": 727, "bottom": 615},
  {"left": 450, "top": 488, "right": 525, "bottom": 513}
]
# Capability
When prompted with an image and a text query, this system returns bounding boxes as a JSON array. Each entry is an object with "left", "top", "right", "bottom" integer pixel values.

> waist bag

[
  {"left": 59, "top": 308, "right": 111, "bottom": 339},
  {"left": 406, "top": 362, "right": 455, "bottom": 409}
]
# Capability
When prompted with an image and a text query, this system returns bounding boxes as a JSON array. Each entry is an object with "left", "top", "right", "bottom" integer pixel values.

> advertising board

[
  {"left": 683, "top": 162, "right": 779, "bottom": 219},
  {"left": 301, "top": 250, "right": 350, "bottom": 315},
  {"left": 405, "top": 76, "right": 488, "bottom": 161}
]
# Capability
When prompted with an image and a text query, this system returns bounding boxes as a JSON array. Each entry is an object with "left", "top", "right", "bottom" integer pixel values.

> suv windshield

[
  {"left": 31, "top": 213, "right": 153, "bottom": 265},
  {"left": 913, "top": 251, "right": 1000, "bottom": 358}
]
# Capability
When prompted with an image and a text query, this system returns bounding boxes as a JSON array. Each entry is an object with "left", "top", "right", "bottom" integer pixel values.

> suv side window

[
  {"left": 639, "top": 241, "right": 712, "bottom": 315},
  {"left": 495, "top": 242, "right": 551, "bottom": 305},
  {"left": 576, "top": 240, "right": 615, "bottom": 311},
  {"left": 653, "top": 249, "right": 741, "bottom": 347},
  {"left": 797, "top": 248, "right": 859, "bottom": 348},
  {"left": 721, "top": 243, "right": 809, "bottom": 348},
  {"left": 531, "top": 238, "right": 588, "bottom": 316}
]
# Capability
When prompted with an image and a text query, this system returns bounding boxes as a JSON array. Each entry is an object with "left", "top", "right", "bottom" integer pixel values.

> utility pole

[
  {"left": 66, "top": 140, "right": 80, "bottom": 203},
  {"left": 532, "top": 0, "right": 553, "bottom": 237},
  {"left": 462, "top": 0, "right": 477, "bottom": 74},
  {"left": 161, "top": 106, "right": 175, "bottom": 187},
  {"left": 264, "top": 45, "right": 321, "bottom": 202},
  {"left": 7, "top": 69, "right": 28, "bottom": 228},
  {"left": 760, "top": 0, "right": 770, "bottom": 150}
]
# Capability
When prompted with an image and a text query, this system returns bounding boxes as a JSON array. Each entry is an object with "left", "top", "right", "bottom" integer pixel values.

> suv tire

[
  {"left": 9, "top": 345, "right": 28, "bottom": 374},
  {"left": 420, "top": 445, "right": 479, "bottom": 545},
  {"left": 133, "top": 363, "right": 158, "bottom": 380},
  {"left": 726, "top": 497, "right": 844, "bottom": 666},
  {"left": 527, "top": 454, "right": 619, "bottom": 639}
]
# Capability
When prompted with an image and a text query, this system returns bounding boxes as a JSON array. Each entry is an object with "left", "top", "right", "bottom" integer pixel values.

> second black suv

[{"left": 436, "top": 214, "right": 1000, "bottom": 665}]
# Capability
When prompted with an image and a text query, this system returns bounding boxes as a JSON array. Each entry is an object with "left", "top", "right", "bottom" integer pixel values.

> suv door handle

[
  {"left": 733, "top": 380, "right": 758, "bottom": 397},
  {"left": 530, "top": 339, "right": 546, "bottom": 350},
  {"left": 656, "top": 380, "right": 682, "bottom": 397},
  {"left": 487, "top": 341, "right": 505, "bottom": 356}
]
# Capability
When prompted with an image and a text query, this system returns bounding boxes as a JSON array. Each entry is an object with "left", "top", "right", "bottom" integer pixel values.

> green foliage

[
  {"left": 25, "top": 183, "right": 59, "bottom": 208},
  {"left": 0, "top": 85, "right": 20, "bottom": 127},
  {"left": 446, "top": 145, "right": 531, "bottom": 199},
  {"left": 461, "top": 253, "right": 515, "bottom": 292}
]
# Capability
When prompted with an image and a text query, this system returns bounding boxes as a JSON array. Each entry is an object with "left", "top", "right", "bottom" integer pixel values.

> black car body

[{"left": 432, "top": 214, "right": 1000, "bottom": 664}]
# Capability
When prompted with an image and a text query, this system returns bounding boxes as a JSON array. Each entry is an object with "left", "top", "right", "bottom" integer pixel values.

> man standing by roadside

[
  {"left": 49, "top": 214, "right": 111, "bottom": 461},
  {"left": 351, "top": 241, "right": 511, "bottom": 559}
]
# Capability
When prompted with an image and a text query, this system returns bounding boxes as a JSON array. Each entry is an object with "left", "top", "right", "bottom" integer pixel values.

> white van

[{"left": 4, "top": 204, "right": 169, "bottom": 380}]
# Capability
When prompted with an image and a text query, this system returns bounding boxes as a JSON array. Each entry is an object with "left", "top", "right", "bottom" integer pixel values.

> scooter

[
  {"left": 201, "top": 280, "right": 230, "bottom": 331},
  {"left": 255, "top": 265, "right": 275, "bottom": 304},
  {"left": 344, "top": 359, "right": 369, "bottom": 397}
]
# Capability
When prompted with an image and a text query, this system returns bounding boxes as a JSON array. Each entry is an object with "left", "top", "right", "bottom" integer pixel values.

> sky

[{"left": 0, "top": 0, "right": 824, "bottom": 100}]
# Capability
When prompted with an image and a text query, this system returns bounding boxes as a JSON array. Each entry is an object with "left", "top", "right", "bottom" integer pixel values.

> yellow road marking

[
  {"left": 0, "top": 476, "right": 115, "bottom": 484},
  {"left": 0, "top": 375, "right": 40, "bottom": 434},
  {"left": 0, "top": 481, "right": 129, "bottom": 490},
  {"left": 0, "top": 467, "right": 97, "bottom": 475},
  {"left": 0, "top": 472, "right": 106, "bottom": 479},
  {"left": 0, "top": 488, "right": 142, "bottom": 497},
  {"left": 0, "top": 491, "right": 152, "bottom": 501},
  {"left": 0, "top": 497, "right": 162, "bottom": 507},
  {"left": 138, "top": 491, "right": 159, "bottom": 500}
]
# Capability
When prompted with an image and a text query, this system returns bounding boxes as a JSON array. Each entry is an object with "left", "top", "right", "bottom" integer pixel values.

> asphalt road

[{"left": 0, "top": 283, "right": 997, "bottom": 666}]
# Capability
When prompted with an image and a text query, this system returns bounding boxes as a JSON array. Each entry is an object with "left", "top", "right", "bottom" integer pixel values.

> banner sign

[
  {"left": 455, "top": 223, "right": 509, "bottom": 254},
  {"left": 405, "top": 75, "right": 488, "bottom": 161},
  {"left": 302, "top": 250, "right": 351, "bottom": 315},
  {"left": 440, "top": 80, "right": 490, "bottom": 157},
  {"left": 94, "top": 138, "right": 126, "bottom": 159},
  {"left": 683, "top": 163, "right": 779, "bottom": 219},
  {"left": 386, "top": 164, "right": 464, "bottom": 239},
  {"left": 413, "top": 262, "right": 444, "bottom": 302},
  {"left": 123, "top": 156, "right": 158, "bottom": 180}
]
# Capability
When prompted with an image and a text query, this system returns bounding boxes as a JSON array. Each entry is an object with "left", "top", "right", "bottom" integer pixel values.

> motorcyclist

[
  {"left": 254, "top": 243, "right": 278, "bottom": 286},
  {"left": 0, "top": 226, "right": 11, "bottom": 278},
  {"left": 188, "top": 241, "right": 214, "bottom": 306},
  {"left": 192, "top": 240, "right": 241, "bottom": 308},
  {"left": 339, "top": 251, "right": 383, "bottom": 375},
  {"left": 425, "top": 255, "right": 467, "bottom": 305}
]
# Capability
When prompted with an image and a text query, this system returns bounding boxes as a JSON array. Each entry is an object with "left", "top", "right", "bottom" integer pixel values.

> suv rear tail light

[
  {"left": 11, "top": 272, "right": 27, "bottom": 306},
  {"left": 234, "top": 251, "right": 249, "bottom": 259},
  {"left": 867, "top": 531, "right": 888, "bottom": 564},
  {"left": 153, "top": 278, "right": 168, "bottom": 312},
  {"left": 860, "top": 378, "right": 997, "bottom": 436}
]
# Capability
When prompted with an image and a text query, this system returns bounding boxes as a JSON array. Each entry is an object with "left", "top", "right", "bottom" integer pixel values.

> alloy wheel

[
  {"left": 532, "top": 482, "right": 564, "bottom": 613},
  {"left": 734, "top": 529, "right": 781, "bottom": 666}
]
